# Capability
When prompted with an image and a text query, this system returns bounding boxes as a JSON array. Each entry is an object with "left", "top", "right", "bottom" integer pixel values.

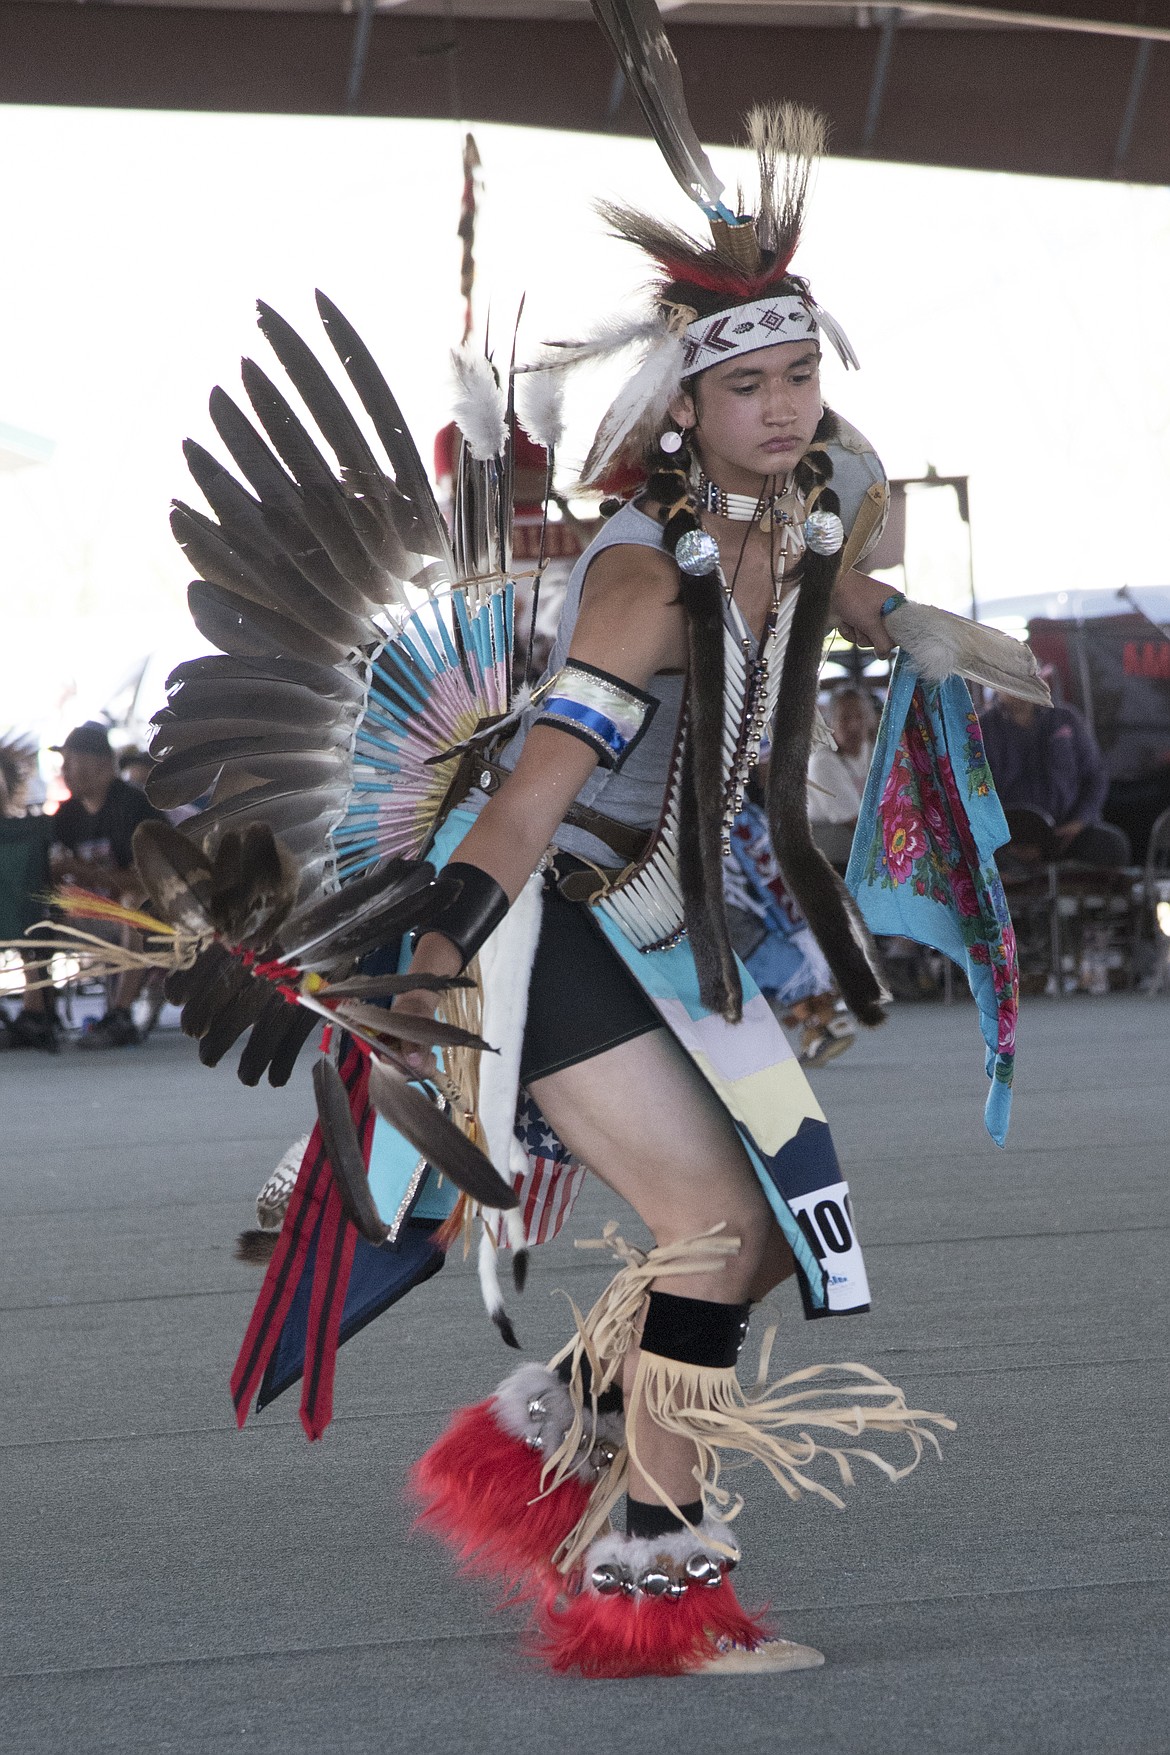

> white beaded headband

[{"left": 680, "top": 294, "right": 859, "bottom": 376}]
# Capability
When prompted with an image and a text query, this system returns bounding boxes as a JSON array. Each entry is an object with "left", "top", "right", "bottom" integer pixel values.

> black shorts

[{"left": 519, "top": 872, "right": 663, "bottom": 1086}]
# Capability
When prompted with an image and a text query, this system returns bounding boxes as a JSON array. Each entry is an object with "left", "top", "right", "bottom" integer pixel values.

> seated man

[
  {"left": 808, "top": 687, "right": 878, "bottom": 869},
  {"left": 49, "top": 722, "right": 164, "bottom": 1047},
  {"left": 981, "top": 694, "right": 1131, "bottom": 867}
]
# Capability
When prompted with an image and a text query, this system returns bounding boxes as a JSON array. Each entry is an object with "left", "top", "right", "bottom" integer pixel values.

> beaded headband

[{"left": 681, "top": 294, "right": 858, "bottom": 377}]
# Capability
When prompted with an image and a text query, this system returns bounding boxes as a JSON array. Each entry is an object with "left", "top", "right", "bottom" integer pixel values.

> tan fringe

[
  {"left": 542, "top": 1222, "right": 740, "bottom": 1571},
  {"left": 626, "top": 1352, "right": 956, "bottom": 1534},
  {"left": 537, "top": 1221, "right": 956, "bottom": 1572}
]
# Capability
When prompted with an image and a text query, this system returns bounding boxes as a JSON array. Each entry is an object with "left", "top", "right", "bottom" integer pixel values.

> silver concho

[
  {"left": 803, "top": 510, "right": 845, "bottom": 555},
  {"left": 674, "top": 528, "right": 721, "bottom": 576}
]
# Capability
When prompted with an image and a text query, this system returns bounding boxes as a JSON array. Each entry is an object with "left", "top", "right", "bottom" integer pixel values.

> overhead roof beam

[{"left": 0, "top": 3, "right": 1167, "bottom": 185}]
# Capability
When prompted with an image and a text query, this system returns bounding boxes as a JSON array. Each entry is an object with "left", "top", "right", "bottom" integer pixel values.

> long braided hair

[{"left": 636, "top": 409, "right": 885, "bottom": 1027}]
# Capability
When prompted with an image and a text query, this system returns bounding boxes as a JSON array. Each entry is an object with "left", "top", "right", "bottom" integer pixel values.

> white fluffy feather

[
  {"left": 515, "top": 366, "right": 567, "bottom": 453},
  {"left": 520, "top": 309, "right": 665, "bottom": 372},
  {"left": 450, "top": 347, "right": 507, "bottom": 462},
  {"left": 580, "top": 330, "right": 686, "bottom": 484}
]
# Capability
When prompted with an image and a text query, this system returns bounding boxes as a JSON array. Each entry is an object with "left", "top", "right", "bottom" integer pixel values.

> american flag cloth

[{"left": 507, "top": 1092, "right": 588, "bottom": 1246}]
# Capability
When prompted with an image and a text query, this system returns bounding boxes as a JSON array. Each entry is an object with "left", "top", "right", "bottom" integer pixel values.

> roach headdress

[{"left": 524, "top": 30, "right": 858, "bottom": 485}]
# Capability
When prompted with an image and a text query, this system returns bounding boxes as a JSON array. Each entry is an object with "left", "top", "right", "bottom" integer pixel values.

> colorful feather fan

[{"left": 333, "top": 583, "right": 514, "bottom": 876}]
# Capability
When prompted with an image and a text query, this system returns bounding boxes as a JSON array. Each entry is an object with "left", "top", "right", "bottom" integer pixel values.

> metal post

[
  {"left": 345, "top": 0, "right": 377, "bottom": 115},
  {"left": 863, "top": 9, "right": 899, "bottom": 153}
]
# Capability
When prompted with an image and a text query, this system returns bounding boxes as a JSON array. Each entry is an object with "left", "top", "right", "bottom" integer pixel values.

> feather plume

[
  {"left": 747, "top": 103, "right": 824, "bottom": 266},
  {"left": 522, "top": 308, "right": 665, "bottom": 373},
  {"left": 579, "top": 329, "right": 686, "bottom": 484},
  {"left": 514, "top": 365, "right": 567, "bottom": 453},
  {"left": 450, "top": 348, "right": 508, "bottom": 462},
  {"left": 589, "top": 0, "right": 726, "bottom": 214}
]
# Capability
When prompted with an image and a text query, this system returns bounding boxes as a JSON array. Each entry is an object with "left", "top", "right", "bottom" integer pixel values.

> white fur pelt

[
  {"left": 477, "top": 869, "right": 544, "bottom": 1179},
  {"left": 885, "top": 601, "right": 1051, "bottom": 703},
  {"left": 473, "top": 871, "right": 545, "bottom": 1334}
]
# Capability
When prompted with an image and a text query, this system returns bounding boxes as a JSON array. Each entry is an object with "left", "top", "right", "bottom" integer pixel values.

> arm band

[
  {"left": 420, "top": 861, "right": 509, "bottom": 971},
  {"left": 534, "top": 660, "right": 658, "bottom": 772},
  {"left": 880, "top": 592, "right": 907, "bottom": 618}
]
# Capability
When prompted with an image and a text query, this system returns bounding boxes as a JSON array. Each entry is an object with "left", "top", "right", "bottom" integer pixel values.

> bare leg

[{"left": 529, "top": 1027, "right": 794, "bottom": 1512}]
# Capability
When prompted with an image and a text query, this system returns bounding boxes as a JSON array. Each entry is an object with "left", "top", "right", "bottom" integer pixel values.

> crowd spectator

[
  {"left": 981, "top": 695, "right": 1131, "bottom": 867},
  {"left": 808, "top": 688, "right": 879, "bottom": 870},
  {"left": 119, "top": 747, "right": 155, "bottom": 791},
  {"left": 49, "top": 721, "right": 164, "bottom": 1048},
  {"left": 0, "top": 737, "right": 56, "bottom": 1050}
]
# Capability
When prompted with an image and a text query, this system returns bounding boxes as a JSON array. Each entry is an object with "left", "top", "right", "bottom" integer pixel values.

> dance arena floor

[{"left": 2, "top": 994, "right": 1166, "bottom": 1753}]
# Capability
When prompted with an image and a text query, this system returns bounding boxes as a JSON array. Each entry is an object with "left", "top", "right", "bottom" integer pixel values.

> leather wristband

[{"left": 419, "top": 861, "right": 509, "bottom": 972}]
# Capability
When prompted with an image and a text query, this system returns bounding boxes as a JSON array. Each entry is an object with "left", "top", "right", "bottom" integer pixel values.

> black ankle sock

[{"left": 626, "top": 1496, "right": 703, "bottom": 1539}]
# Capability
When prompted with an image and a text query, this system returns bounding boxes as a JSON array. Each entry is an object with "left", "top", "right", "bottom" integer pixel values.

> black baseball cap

[{"left": 51, "top": 721, "right": 113, "bottom": 757}]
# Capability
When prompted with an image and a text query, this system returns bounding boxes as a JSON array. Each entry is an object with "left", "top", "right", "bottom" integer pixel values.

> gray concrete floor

[{"left": 1, "top": 994, "right": 1167, "bottom": 1754}]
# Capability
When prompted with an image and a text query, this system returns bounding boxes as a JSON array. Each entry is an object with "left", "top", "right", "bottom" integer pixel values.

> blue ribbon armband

[{"left": 534, "top": 660, "right": 658, "bottom": 771}]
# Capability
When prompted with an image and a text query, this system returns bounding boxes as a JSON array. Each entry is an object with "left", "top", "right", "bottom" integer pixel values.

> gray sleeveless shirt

[{"left": 480, "top": 502, "right": 685, "bottom": 865}]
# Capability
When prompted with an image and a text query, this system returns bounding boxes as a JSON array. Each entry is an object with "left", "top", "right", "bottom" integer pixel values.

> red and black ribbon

[{"left": 230, "top": 1038, "right": 372, "bottom": 1440}]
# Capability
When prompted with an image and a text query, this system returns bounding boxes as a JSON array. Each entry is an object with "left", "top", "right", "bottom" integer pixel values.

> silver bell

[
  {"left": 638, "top": 1569, "right": 673, "bottom": 1598},
  {"left": 674, "top": 528, "right": 720, "bottom": 576},
  {"left": 527, "top": 1395, "right": 547, "bottom": 1419},
  {"left": 803, "top": 509, "right": 844, "bottom": 555},
  {"left": 667, "top": 1578, "right": 689, "bottom": 1600},
  {"left": 589, "top": 1440, "right": 617, "bottom": 1475},
  {"left": 684, "top": 1554, "right": 719, "bottom": 1587},
  {"left": 590, "top": 1563, "right": 625, "bottom": 1596},
  {"left": 524, "top": 1432, "right": 544, "bottom": 1452}
]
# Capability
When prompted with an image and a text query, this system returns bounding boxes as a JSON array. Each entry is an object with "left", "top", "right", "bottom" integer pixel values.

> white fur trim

[
  {"left": 584, "top": 1520, "right": 739, "bottom": 1579},
  {"left": 491, "top": 1362, "right": 572, "bottom": 1442},
  {"left": 491, "top": 1362, "right": 625, "bottom": 1468}
]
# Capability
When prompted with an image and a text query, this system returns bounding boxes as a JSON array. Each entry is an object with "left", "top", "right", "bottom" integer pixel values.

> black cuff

[
  {"left": 421, "top": 861, "right": 509, "bottom": 971},
  {"left": 627, "top": 1496, "right": 703, "bottom": 1539},
  {"left": 639, "top": 1291, "right": 750, "bottom": 1370}
]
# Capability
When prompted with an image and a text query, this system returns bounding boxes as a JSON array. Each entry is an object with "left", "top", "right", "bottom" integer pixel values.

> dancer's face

[{"left": 672, "top": 342, "right": 823, "bottom": 494}]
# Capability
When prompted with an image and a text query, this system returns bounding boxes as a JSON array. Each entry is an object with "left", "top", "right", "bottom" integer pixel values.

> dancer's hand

[
  {"left": 830, "top": 570, "right": 896, "bottom": 656},
  {"left": 390, "top": 932, "right": 462, "bottom": 1075}
]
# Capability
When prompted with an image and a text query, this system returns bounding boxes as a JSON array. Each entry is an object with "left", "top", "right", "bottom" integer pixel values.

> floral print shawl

[{"left": 845, "top": 655, "right": 1019, "bottom": 1147}]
